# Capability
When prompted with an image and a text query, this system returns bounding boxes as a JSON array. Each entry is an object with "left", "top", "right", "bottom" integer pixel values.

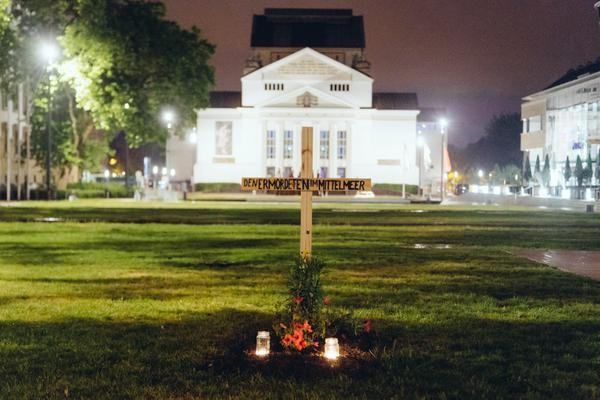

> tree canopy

[
  {"left": 449, "top": 113, "right": 522, "bottom": 172},
  {"left": 2, "top": 0, "right": 215, "bottom": 188}
]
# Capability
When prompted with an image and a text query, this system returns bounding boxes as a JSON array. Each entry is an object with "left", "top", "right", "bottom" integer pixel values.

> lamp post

[
  {"left": 417, "top": 133, "right": 424, "bottom": 197},
  {"left": 439, "top": 118, "right": 448, "bottom": 202},
  {"left": 39, "top": 41, "right": 59, "bottom": 200}
]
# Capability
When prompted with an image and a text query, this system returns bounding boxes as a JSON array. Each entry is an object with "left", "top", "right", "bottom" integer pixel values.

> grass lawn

[{"left": 0, "top": 200, "right": 599, "bottom": 399}]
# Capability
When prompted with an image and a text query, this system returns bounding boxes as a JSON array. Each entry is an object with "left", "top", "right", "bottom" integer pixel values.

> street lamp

[
  {"left": 417, "top": 134, "right": 425, "bottom": 196},
  {"left": 39, "top": 40, "right": 60, "bottom": 200},
  {"left": 188, "top": 128, "right": 198, "bottom": 144},
  {"left": 162, "top": 109, "right": 175, "bottom": 129},
  {"left": 439, "top": 118, "right": 448, "bottom": 202}
]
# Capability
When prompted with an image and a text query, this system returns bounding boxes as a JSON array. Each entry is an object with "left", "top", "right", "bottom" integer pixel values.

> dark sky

[{"left": 164, "top": 0, "right": 600, "bottom": 147}]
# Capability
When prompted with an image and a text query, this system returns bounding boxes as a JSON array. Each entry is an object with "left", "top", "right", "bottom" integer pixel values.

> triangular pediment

[
  {"left": 242, "top": 47, "right": 372, "bottom": 82},
  {"left": 256, "top": 86, "right": 357, "bottom": 109},
  {"left": 274, "top": 53, "right": 344, "bottom": 77}
]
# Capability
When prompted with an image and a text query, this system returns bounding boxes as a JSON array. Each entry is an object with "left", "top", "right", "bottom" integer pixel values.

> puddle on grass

[
  {"left": 516, "top": 249, "right": 600, "bottom": 281},
  {"left": 34, "top": 217, "right": 64, "bottom": 223},
  {"left": 413, "top": 243, "right": 452, "bottom": 249}
]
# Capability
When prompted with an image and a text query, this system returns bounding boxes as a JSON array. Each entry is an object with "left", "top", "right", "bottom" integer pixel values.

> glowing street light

[
  {"left": 439, "top": 118, "right": 448, "bottom": 202},
  {"left": 439, "top": 118, "right": 448, "bottom": 133},
  {"left": 188, "top": 129, "right": 198, "bottom": 144},
  {"left": 162, "top": 109, "right": 175, "bottom": 129},
  {"left": 39, "top": 39, "right": 60, "bottom": 200},
  {"left": 39, "top": 41, "right": 60, "bottom": 64},
  {"left": 478, "top": 169, "right": 484, "bottom": 178}
]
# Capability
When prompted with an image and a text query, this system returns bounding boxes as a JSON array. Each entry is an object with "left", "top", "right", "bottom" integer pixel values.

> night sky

[{"left": 164, "top": 0, "right": 600, "bottom": 147}]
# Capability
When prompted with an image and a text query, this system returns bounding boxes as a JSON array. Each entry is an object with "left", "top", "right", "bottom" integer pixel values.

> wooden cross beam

[
  {"left": 300, "top": 127, "right": 313, "bottom": 256},
  {"left": 241, "top": 127, "right": 372, "bottom": 257}
]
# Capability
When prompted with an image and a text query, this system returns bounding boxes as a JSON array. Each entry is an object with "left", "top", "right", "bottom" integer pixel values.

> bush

[
  {"left": 372, "top": 183, "right": 418, "bottom": 196},
  {"left": 65, "top": 182, "right": 133, "bottom": 198},
  {"left": 193, "top": 183, "right": 241, "bottom": 193}
]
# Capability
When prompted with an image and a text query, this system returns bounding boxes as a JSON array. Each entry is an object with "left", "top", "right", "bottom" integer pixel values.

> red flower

[
  {"left": 292, "top": 329, "right": 304, "bottom": 342},
  {"left": 313, "top": 341, "right": 319, "bottom": 348},
  {"left": 293, "top": 322, "right": 303, "bottom": 330},
  {"left": 363, "top": 319, "right": 373, "bottom": 333},
  {"left": 282, "top": 334, "right": 293, "bottom": 346},
  {"left": 293, "top": 296, "right": 304, "bottom": 304},
  {"left": 323, "top": 296, "right": 331, "bottom": 305},
  {"left": 302, "top": 320, "right": 313, "bottom": 333}
]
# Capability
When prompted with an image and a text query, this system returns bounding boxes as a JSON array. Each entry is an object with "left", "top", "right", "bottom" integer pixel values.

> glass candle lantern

[
  {"left": 256, "top": 331, "right": 270, "bottom": 356},
  {"left": 324, "top": 337, "right": 339, "bottom": 360}
]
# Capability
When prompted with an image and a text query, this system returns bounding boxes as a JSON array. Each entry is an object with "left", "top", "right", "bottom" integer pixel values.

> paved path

[{"left": 517, "top": 249, "right": 600, "bottom": 281}]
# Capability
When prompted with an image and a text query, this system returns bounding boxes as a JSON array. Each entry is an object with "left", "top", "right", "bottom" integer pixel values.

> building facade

[
  {"left": 167, "top": 9, "right": 425, "bottom": 188},
  {"left": 417, "top": 108, "right": 451, "bottom": 196},
  {"left": 0, "top": 84, "right": 41, "bottom": 201},
  {"left": 521, "top": 65, "right": 600, "bottom": 197}
]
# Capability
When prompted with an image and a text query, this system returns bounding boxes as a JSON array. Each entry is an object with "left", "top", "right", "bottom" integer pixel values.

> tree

[
  {"left": 584, "top": 153, "right": 593, "bottom": 185},
  {"left": 448, "top": 113, "right": 522, "bottom": 172},
  {"left": 534, "top": 155, "right": 541, "bottom": 174},
  {"left": 524, "top": 154, "right": 532, "bottom": 183},
  {"left": 0, "top": 1, "right": 15, "bottom": 87},
  {"left": 30, "top": 79, "right": 109, "bottom": 187},
  {"left": 564, "top": 156, "right": 572, "bottom": 184},
  {"left": 542, "top": 154, "right": 550, "bottom": 187},
  {"left": 596, "top": 149, "right": 600, "bottom": 182},
  {"left": 4, "top": 0, "right": 215, "bottom": 188},
  {"left": 575, "top": 155, "right": 584, "bottom": 187}
]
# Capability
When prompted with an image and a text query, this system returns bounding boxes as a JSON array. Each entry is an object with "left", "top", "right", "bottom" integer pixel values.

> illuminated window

[
  {"left": 283, "top": 130, "right": 293, "bottom": 159},
  {"left": 337, "top": 130, "right": 347, "bottom": 160},
  {"left": 266, "top": 130, "right": 276, "bottom": 159},
  {"left": 320, "top": 130, "right": 329, "bottom": 159},
  {"left": 529, "top": 115, "right": 541, "bottom": 132}
]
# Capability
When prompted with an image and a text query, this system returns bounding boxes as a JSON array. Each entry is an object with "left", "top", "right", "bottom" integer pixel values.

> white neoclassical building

[{"left": 167, "top": 8, "right": 423, "bottom": 188}]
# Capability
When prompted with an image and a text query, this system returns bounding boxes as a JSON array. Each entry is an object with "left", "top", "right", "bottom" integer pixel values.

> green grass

[{"left": 0, "top": 201, "right": 599, "bottom": 399}]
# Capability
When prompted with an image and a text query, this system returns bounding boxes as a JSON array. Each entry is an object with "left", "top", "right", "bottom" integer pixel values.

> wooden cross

[{"left": 242, "top": 127, "right": 371, "bottom": 256}]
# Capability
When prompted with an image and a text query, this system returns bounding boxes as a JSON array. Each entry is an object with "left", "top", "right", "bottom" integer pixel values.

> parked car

[{"left": 454, "top": 184, "right": 469, "bottom": 195}]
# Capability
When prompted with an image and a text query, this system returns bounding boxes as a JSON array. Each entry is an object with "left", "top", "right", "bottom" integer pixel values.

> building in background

[
  {"left": 521, "top": 62, "right": 600, "bottom": 197},
  {"left": 417, "top": 108, "right": 451, "bottom": 197},
  {"left": 167, "top": 8, "right": 425, "bottom": 189},
  {"left": 0, "top": 84, "right": 42, "bottom": 201}
]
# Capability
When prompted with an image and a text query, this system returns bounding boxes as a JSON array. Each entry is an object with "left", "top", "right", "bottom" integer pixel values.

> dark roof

[
  {"left": 417, "top": 107, "right": 447, "bottom": 122},
  {"left": 209, "top": 91, "right": 241, "bottom": 108},
  {"left": 546, "top": 58, "right": 600, "bottom": 89},
  {"left": 251, "top": 8, "right": 365, "bottom": 48},
  {"left": 372, "top": 93, "right": 419, "bottom": 110}
]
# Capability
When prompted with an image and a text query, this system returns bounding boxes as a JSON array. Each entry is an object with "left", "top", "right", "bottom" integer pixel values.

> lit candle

[
  {"left": 256, "top": 331, "right": 270, "bottom": 357},
  {"left": 324, "top": 337, "right": 339, "bottom": 360}
]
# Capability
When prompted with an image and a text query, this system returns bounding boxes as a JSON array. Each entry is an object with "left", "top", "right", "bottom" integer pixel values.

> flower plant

[{"left": 274, "top": 256, "right": 325, "bottom": 351}]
